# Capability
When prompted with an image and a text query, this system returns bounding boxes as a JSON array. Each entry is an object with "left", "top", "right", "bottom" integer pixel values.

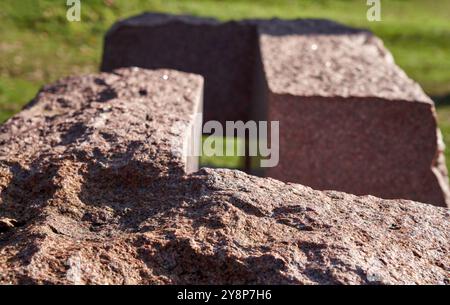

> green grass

[
  {"left": 200, "top": 136, "right": 245, "bottom": 169},
  {"left": 0, "top": 0, "right": 449, "bottom": 170}
]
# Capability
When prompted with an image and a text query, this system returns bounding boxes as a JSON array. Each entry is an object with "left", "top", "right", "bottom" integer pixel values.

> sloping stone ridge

[
  {"left": 0, "top": 69, "right": 449, "bottom": 284},
  {"left": 101, "top": 13, "right": 449, "bottom": 207}
]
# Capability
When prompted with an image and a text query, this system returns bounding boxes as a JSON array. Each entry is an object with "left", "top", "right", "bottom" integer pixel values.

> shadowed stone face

[
  {"left": 102, "top": 17, "right": 258, "bottom": 123},
  {"left": 101, "top": 13, "right": 449, "bottom": 207},
  {"left": 0, "top": 68, "right": 448, "bottom": 284}
]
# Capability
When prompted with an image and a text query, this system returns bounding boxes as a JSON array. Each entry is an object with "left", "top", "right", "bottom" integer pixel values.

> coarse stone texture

[
  {"left": 0, "top": 67, "right": 203, "bottom": 177},
  {"left": 0, "top": 70, "right": 449, "bottom": 285},
  {"left": 101, "top": 13, "right": 449, "bottom": 207}
]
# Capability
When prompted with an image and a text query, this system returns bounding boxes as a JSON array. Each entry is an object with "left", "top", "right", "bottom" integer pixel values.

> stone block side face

[
  {"left": 101, "top": 14, "right": 258, "bottom": 123},
  {"left": 258, "top": 31, "right": 449, "bottom": 207},
  {"left": 184, "top": 89, "right": 204, "bottom": 174},
  {"left": 265, "top": 95, "right": 449, "bottom": 206}
]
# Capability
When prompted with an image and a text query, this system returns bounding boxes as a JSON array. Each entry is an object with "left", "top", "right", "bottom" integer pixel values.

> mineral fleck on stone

[
  {"left": 101, "top": 13, "right": 449, "bottom": 207},
  {"left": 0, "top": 69, "right": 448, "bottom": 284}
]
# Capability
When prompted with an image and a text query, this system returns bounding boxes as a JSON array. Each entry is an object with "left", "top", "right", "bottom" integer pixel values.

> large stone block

[
  {"left": 0, "top": 70, "right": 448, "bottom": 284},
  {"left": 258, "top": 20, "right": 450, "bottom": 207},
  {"left": 101, "top": 14, "right": 449, "bottom": 207}
]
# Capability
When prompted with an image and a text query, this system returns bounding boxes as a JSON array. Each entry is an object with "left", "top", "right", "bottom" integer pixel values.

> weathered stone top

[
  {"left": 0, "top": 68, "right": 203, "bottom": 175},
  {"left": 259, "top": 32, "right": 431, "bottom": 102},
  {"left": 107, "top": 13, "right": 364, "bottom": 35},
  {"left": 0, "top": 70, "right": 448, "bottom": 284},
  {"left": 106, "top": 12, "right": 220, "bottom": 34},
  {"left": 106, "top": 13, "right": 432, "bottom": 103}
]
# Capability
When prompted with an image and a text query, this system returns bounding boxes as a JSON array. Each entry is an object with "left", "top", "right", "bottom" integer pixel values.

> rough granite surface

[
  {"left": 259, "top": 29, "right": 430, "bottom": 102},
  {"left": 0, "top": 70, "right": 449, "bottom": 284}
]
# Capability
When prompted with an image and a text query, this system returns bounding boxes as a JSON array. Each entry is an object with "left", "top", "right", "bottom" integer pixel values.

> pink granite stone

[{"left": 259, "top": 23, "right": 449, "bottom": 207}]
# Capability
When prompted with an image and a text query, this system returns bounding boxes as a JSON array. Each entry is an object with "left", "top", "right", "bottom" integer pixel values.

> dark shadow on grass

[{"left": 432, "top": 93, "right": 450, "bottom": 108}]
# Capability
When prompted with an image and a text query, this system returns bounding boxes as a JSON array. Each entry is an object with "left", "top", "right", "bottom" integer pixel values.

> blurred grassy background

[{"left": 0, "top": 0, "right": 449, "bottom": 169}]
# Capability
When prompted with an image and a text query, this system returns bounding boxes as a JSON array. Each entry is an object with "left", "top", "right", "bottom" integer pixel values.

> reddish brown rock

[
  {"left": 258, "top": 24, "right": 450, "bottom": 207},
  {"left": 0, "top": 67, "right": 203, "bottom": 176},
  {"left": 0, "top": 70, "right": 448, "bottom": 284},
  {"left": 101, "top": 13, "right": 449, "bottom": 207}
]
